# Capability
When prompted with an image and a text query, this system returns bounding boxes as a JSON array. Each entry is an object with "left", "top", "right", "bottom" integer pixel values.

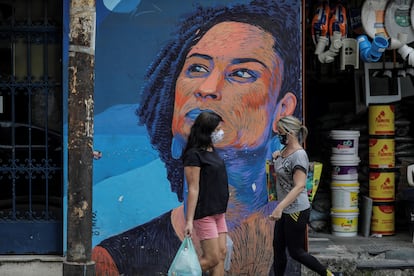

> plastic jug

[{"left": 408, "top": 164, "right": 414, "bottom": 187}]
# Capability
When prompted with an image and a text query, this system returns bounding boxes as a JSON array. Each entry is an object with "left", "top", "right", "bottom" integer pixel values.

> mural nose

[{"left": 195, "top": 92, "right": 218, "bottom": 99}]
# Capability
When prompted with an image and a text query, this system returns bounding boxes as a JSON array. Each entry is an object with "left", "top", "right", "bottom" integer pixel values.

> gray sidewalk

[{"left": 304, "top": 230, "right": 414, "bottom": 275}]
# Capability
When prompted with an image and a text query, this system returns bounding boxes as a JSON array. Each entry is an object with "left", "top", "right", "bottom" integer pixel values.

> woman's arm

[
  {"left": 270, "top": 169, "right": 307, "bottom": 220},
  {"left": 278, "top": 169, "right": 307, "bottom": 209},
  {"left": 184, "top": 166, "right": 201, "bottom": 236}
]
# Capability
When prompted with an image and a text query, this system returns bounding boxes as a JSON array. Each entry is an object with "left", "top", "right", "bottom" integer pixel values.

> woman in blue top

[
  {"left": 269, "top": 115, "right": 339, "bottom": 276},
  {"left": 183, "top": 111, "right": 229, "bottom": 275}
]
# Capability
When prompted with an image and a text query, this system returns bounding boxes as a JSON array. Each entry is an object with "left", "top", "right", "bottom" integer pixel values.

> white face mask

[{"left": 211, "top": 129, "right": 224, "bottom": 144}]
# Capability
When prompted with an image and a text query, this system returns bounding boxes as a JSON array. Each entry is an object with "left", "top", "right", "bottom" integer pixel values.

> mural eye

[
  {"left": 187, "top": 64, "right": 209, "bottom": 77},
  {"left": 228, "top": 69, "right": 257, "bottom": 82}
]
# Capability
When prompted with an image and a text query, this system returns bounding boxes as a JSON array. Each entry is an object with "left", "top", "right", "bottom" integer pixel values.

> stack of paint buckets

[
  {"left": 329, "top": 129, "right": 361, "bottom": 237},
  {"left": 369, "top": 104, "right": 395, "bottom": 236}
]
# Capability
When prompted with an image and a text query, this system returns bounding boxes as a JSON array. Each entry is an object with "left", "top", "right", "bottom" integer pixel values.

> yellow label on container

[
  {"left": 371, "top": 204, "right": 395, "bottom": 235},
  {"left": 350, "top": 191, "right": 358, "bottom": 204},
  {"left": 369, "top": 171, "right": 395, "bottom": 200},
  {"left": 369, "top": 138, "right": 395, "bottom": 168},
  {"left": 331, "top": 214, "right": 358, "bottom": 232},
  {"left": 369, "top": 105, "right": 395, "bottom": 135}
]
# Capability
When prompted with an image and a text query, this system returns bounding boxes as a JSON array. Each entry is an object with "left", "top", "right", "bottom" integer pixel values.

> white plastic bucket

[
  {"left": 331, "top": 181, "right": 360, "bottom": 209},
  {"left": 330, "top": 130, "right": 360, "bottom": 156},
  {"left": 331, "top": 155, "right": 360, "bottom": 181},
  {"left": 331, "top": 208, "right": 359, "bottom": 237}
]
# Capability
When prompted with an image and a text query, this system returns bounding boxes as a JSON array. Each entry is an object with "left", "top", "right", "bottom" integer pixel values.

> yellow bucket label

[
  {"left": 369, "top": 171, "right": 395, "bottom": 200},
  {"left": 331, "top": 181, "right": 359, "bottom": 187},
  {"left": 371, "top": 204, "right": 395, "bottom": 234},
  {"left": 369, "top": 105, "right": 395, "bottom": 135},
  {"left": 331, "top": 215, "right": 358, "bottom": 232},
  {"left": 369, "top": 138, "right": 395, "bottom": 168},
  {"left": 350, "top": 192, "right": 358, "bottom": 204}
]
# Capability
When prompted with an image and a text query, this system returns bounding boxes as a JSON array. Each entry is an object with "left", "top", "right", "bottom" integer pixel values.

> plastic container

[
  {"left": 401, "top": 188, "right": 414, "bottom": 237},
  {"left": 331, "top": 155, "right": 360, "bottom": 181},
  {"left": 331, "top": 208, "right": 359, "bottom": 237},
  {"left": 371, "top": 201, "right": 395, "bottom": 236},
  {"left": 369, "top": 104, "right": 395, "bottom": 135},
  {"left": 330, "top": 130, "right": 360, "bottom": 156},
  {"left": 369, "top": 136, "right": 395, "bottom": 168},
  {"left": 369, "top": 169, "right": 395, "bottom": 201},
  {"left": 331, "top": 181, "right": 360, "bottom": 209}
]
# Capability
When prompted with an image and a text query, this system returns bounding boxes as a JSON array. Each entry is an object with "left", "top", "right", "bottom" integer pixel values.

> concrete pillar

[{"left": 64, "top": 0, "right": 96, "bottom": 275}]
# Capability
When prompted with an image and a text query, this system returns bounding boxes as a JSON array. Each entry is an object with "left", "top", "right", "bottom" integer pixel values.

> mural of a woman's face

[{"left": 172, "top": 21, "right": 293, "bottom": 150}]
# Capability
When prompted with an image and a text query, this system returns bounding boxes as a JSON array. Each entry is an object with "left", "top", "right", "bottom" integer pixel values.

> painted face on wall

[{"left": 172, "top": 21, "right": 284, "bottom": 150}]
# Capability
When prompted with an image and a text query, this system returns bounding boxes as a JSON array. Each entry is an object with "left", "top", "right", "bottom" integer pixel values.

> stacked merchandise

[
  {"left": 329, "top": 130, "right": 361, "bottom": 237},
  {"left": 369, "top": 104, "right": 396, "bottom": 236}
]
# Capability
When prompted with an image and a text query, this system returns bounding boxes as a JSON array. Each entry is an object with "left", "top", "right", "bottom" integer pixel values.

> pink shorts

[{"left": 193, "top": 213, "right": 228, "bottom": 241}]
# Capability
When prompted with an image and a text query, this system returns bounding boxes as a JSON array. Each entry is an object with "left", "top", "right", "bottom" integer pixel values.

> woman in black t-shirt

[{"left": 183, "top": 111, "right": 229, "bottom": 275}]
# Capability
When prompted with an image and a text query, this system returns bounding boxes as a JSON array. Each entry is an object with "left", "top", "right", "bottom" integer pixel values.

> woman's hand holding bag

[{"left": 168, "top": 236, "right": 202, "bottom": 276}]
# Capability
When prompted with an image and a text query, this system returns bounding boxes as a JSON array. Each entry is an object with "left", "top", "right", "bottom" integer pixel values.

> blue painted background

[{"left": 92, "top": 0, "right": 254, "bottom": 247}]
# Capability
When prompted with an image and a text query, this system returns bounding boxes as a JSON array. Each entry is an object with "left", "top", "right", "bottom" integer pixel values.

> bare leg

[
  {"left": 209, "top": 233, "right": 227, "bottom": 276},
  {"left": 199, "top": 233, "right": 227, "bottom": 276}
]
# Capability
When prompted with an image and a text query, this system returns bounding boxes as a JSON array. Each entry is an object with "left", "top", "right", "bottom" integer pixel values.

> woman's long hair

[{"left": 183, "top": 112, "right": 223, "bottom": 154}]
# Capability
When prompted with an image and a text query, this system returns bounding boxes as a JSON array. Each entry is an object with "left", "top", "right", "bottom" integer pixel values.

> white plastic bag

[{"left": 168, "top": 236, "right": 202, "bottom": 276}]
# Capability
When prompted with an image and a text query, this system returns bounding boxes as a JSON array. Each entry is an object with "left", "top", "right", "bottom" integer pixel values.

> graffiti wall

[{"left": 90, "top": 0, "right": 303, "bottom": 274}]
